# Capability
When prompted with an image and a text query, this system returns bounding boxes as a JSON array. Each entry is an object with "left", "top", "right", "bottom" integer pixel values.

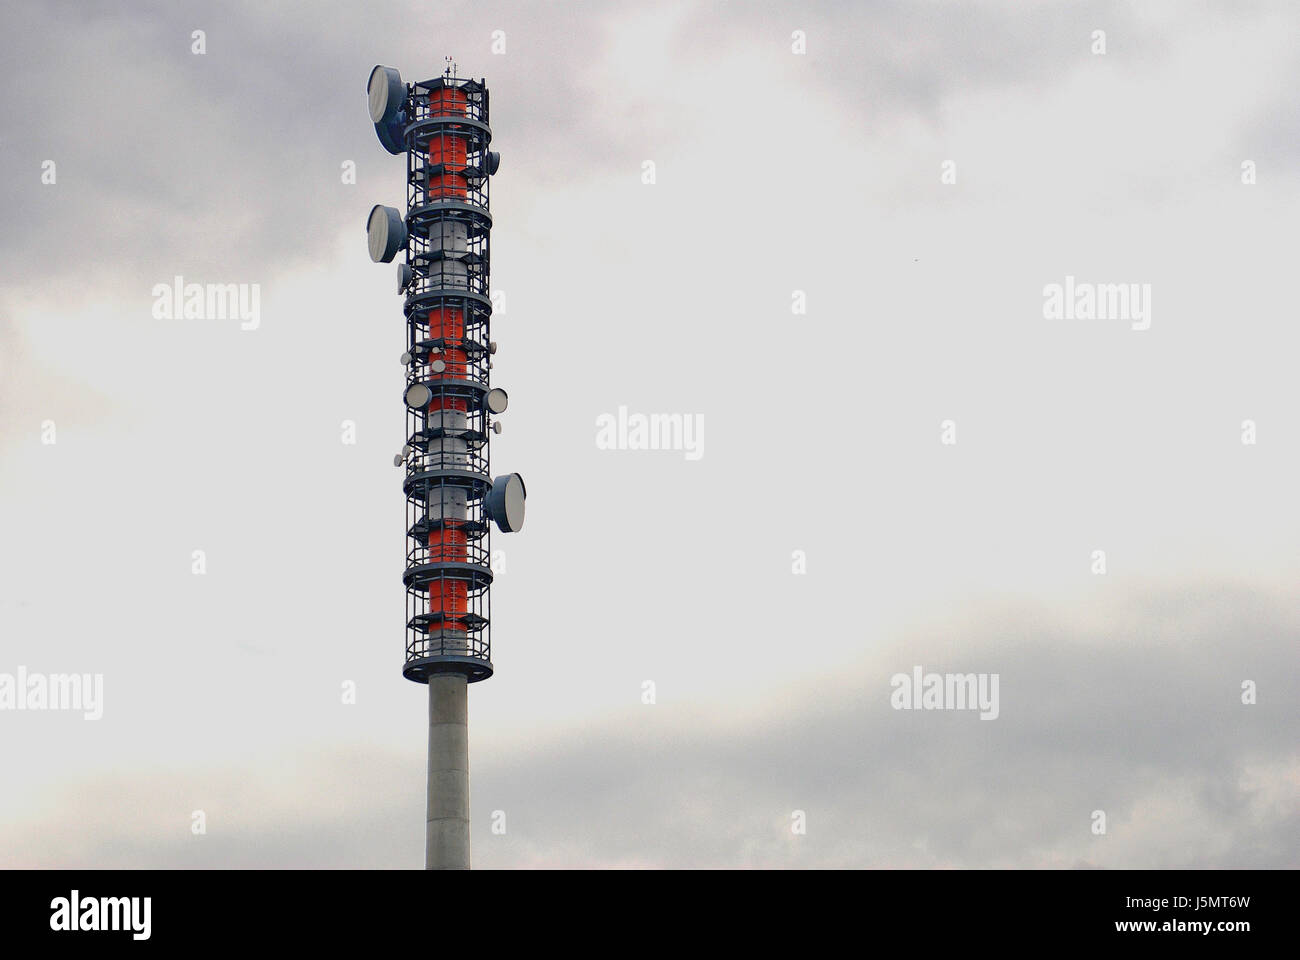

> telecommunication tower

[{"left": 365, "top": 62, "right": 525, "bottom": 870}]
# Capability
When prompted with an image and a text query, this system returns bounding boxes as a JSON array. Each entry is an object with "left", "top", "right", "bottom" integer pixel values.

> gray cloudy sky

[{"left": 1, "top": 0, "right": 1296, "bottom": 868}]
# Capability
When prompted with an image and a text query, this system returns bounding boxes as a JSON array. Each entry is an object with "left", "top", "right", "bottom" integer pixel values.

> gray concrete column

[{"left": 426, "top": 673, "right": 470, "bottom": 869}]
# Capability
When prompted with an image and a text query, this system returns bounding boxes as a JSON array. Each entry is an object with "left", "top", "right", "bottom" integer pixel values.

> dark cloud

[
  {"left": 4, "top": 583, "right": 1294, "bottom": 868},
  {"left": 0, "top": 0, "right": 620, "bottom": 296},
  {"left": 672, "top": 0, "right": 1165, "bottom": 122},
  {"left": 0, "top": 0, "right": 1227, "bottom": 298}
]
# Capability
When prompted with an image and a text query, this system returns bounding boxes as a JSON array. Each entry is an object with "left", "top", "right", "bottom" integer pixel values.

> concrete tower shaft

[{"left": 426, "top": 674, "right": 469, "bottom": 869}]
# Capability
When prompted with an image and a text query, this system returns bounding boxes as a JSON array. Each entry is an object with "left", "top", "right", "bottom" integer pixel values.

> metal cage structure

[{"left": 399, "top": 74, "right": 497, "bottom": 684}]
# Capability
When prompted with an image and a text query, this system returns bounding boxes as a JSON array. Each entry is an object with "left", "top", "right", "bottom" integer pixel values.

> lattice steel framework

[{"left": 399, "top": 75, "right": 496, "bottom": 684}]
